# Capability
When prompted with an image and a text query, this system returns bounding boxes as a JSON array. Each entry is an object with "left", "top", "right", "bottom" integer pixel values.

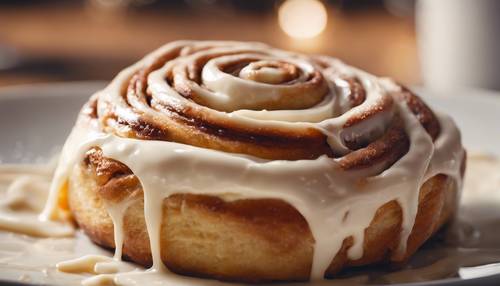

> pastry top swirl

[{"left": 92, "top": 40, "right": 439, "bottom": 165}]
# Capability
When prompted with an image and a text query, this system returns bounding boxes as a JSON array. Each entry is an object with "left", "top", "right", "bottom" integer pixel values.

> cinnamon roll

[{"left": 44, "top": 40, "right": 466, "bottom": 282}]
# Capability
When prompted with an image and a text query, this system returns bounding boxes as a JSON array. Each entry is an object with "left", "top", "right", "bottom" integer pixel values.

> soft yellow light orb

[{"left": 278, "top": 0, "right": 328, "bottom": 39}]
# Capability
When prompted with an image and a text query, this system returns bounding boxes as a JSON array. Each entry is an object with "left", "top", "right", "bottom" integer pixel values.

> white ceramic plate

[{"left": 0, "top": 82, "right": 499, "bottom": 286}]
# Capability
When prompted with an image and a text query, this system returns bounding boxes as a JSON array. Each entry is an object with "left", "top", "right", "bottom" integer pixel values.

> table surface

[{"left": 0, "top": 4, "right": 419, "bottom": 87}]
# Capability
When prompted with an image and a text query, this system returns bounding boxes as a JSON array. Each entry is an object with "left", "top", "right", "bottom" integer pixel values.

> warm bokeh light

[{"left": 278, "top": 0, "right": 328, "bottom": 39}]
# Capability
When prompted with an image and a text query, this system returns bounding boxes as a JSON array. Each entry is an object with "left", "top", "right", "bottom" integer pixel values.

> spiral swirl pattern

[{"left": 90, "top": 40, "right": 439, "bottom": 169}]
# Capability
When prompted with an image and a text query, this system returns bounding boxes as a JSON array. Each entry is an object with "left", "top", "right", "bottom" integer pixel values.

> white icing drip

[
  {"left": 424, "top": 111, "right": 465, "bottom": 186},
  {"left": 41, "top": 117, "right": 102, "bottom": 221},
  {"left": 387, "top": 102, "right": 434, "bottom": 258},
  {"left": 142, "top": 175, "right": 168, "bottom": 273},
  {"left": 104, "top": 199, "right": 136, "bottom": 261}
]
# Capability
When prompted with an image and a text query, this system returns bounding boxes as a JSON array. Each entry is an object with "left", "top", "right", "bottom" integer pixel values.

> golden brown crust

[{"left": 68, "top": 153, "right": 460, "bottom": 282}]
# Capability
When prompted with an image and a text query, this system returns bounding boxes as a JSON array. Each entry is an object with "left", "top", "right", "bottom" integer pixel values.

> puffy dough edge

[{"left": 68, "top": 161, "right": 458, "bottom": 282}]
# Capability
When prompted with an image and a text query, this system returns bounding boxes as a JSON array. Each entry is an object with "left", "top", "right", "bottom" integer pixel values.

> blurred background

[
  {"left": 0, "top": 0, "right": 419, "bottom": 86},
  {"left": 0, "top": 0, "right": 498, "bottom": 91}
]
